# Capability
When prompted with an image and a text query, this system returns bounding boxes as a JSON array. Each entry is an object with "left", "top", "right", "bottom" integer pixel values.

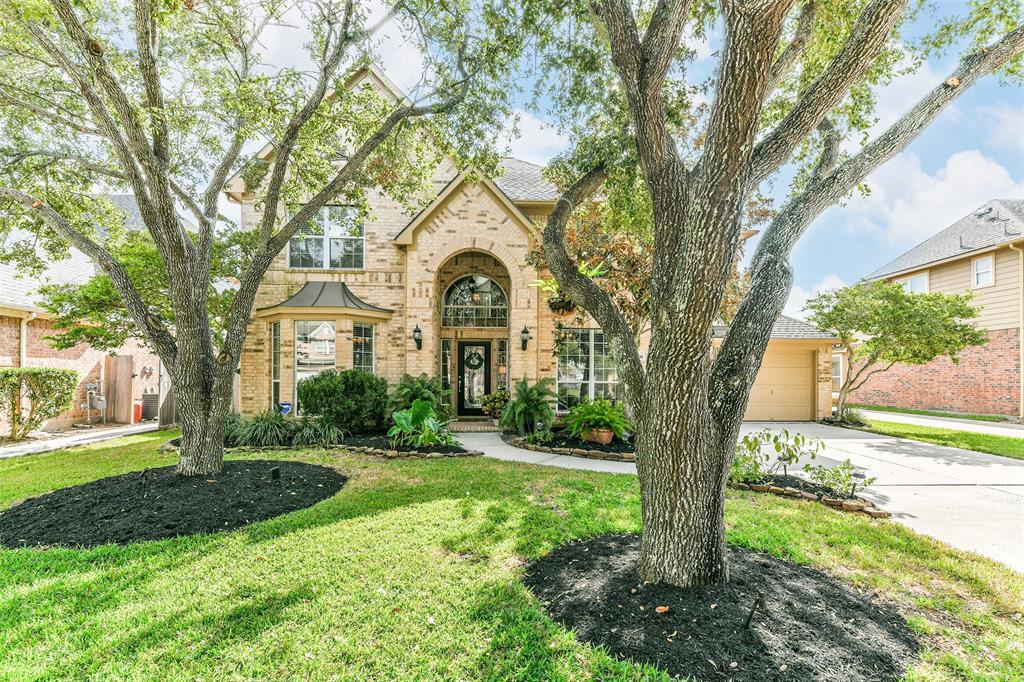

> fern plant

[
  {"left": 500, "top": 377, "right": 556, "bottom": 435},
  {"left": 389, "top": 374, "right": 449, "bottom": 420},
  {"left": 564, "top": 399, "right": 632, "bottom": 440},
  {"left": 240, "top": 410, "right": 295, "bottom": 448}
]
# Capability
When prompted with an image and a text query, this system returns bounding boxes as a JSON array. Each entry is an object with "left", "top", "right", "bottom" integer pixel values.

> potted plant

[
  {"left": 564, "top": 399, "right": 632, "bottom": 446},
  {"left": 480, "top": 389, "right": 511, "bottom": 425}
]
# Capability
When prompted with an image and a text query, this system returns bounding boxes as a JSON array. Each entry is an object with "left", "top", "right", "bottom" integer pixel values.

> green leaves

[
  {"left": 806, "top": 280, "right": 989, "bottom": 369},
  {"left": 499, "top": 377, "right": 556, "bottom": 436},
  {"left": 0, "top": 367, "right": 78, "bottom": 441},
  {"left": 387, "top": 398, "right": 460, "bottom": 449}
]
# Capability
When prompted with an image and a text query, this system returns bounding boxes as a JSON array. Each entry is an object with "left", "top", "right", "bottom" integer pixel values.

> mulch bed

[
  {"left": 341, "top": 434, "right": 469, "bottom": 455},
  {"left": 525, "top": 534, "right": 918, "bottom": 681},
  {"left": 0, "top": 460, "right": 346, "bottom": 549}
]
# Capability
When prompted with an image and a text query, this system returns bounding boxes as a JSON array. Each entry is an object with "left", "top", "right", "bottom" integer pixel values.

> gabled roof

[
  {"left": 867, "top": 199, "right": 1024, "bottom": 280},
  {"left": 713, "top": 315, "right": 837, "bottom": 340},
  {"left": 256, "top": 281, "right": 392, "bottom": 319},
  {"left": 392, "top": 169, "right": 539, "bottom": 245}
]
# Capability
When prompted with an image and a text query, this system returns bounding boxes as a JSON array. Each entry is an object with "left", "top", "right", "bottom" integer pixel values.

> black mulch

[
  {"left": 0, "top": 460, "right": 346, "bottom": 549},
  {"left": 505, "top": 429, "right": 635, "bottom": 454},
  {"left": 752, "top": 472, "right": 858, "bottom": 500},
  {"left": 525, "top": 534, "right": 918, "bottom": 682},
  {"left": 342, "top": 434, "right": 469, "bottom": 455}
]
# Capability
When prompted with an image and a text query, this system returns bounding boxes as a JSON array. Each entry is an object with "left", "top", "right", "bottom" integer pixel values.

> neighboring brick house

[
  {"left": 228, "top": 66, "right": 837, "bottom": 422},
  {"left": 851, "top": 199, "right": 1024, "bottom": 418},
  {"left": 0, "top": 196, "right": 161, "bottom": 432}
]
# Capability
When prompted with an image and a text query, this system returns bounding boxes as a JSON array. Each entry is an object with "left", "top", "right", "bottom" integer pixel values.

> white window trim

[
  {"left": 353, "top": 322, "right": 376, "bottom": 374},
  {"left": 286, "top": 205, "right": 364, "bottom": 271},
  {"left": 270, "top": 321, "right": 281, "bottom": 410},
  {"left": 831, "top": 353, "right": 843, "bottom": 395},
  {"left": 556, "top": 329, "right": 619, "bottom": 413},
  {"left": 971, "top": 254, "right": 995, "bottom": 289},
  {"left": 895, "top": 271, "right": 929, "bottom": 294}
]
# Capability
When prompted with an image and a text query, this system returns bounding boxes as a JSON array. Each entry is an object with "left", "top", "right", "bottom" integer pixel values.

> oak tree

[
  {"left": 538, "top": 0, "right": 1023, "bottom": 586},
  {"left": 0, "top": 0, "right": 544, "bottom": 475}
]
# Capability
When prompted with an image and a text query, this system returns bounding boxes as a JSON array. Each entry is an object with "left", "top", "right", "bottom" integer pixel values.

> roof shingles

[{"left": 867, "top": 199, "right": 1024, "bottom": 280}]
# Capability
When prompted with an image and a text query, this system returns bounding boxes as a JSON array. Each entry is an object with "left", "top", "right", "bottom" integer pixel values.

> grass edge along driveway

[
  {"left": 864, "top": 418, "right": 1024, "bottom": 462},
  {"left": 0, "top": 431, "right": 1022, "bottom": 680}
]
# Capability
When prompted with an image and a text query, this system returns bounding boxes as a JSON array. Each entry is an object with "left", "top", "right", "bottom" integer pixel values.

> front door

[{"left": 457, "top": 341, "right": 491, "bottom": 416}]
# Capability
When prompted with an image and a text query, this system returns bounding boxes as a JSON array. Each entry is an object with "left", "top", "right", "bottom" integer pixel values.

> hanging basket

[{"left": 547, "top": 295, "right": 577, "bottom": 315}]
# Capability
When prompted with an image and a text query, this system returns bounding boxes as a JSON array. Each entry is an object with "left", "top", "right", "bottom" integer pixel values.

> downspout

[
  {"left": 1009, "top": 243, "right": 1024, "bottom": 421},
  {"left": 18, "top": 312, "right": 37, "bottom": 367}
]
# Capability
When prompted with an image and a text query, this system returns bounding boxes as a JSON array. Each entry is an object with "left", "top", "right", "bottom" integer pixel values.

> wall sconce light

[
  {"left": 412, "top": 324, "right": 423, "bottom": 350},
  {"left": 520, "top": 326, "right": 532, "bottom": 351}
]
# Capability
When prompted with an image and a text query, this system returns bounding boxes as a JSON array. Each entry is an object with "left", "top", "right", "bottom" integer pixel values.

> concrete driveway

[{"left": 745, "top": 422, "right": 1024, "bottom": 572}]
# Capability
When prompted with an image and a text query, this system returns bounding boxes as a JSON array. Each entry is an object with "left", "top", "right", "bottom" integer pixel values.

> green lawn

[
  {"left": 1, "top": 432, "right": 1022, "bottom": 680},
  {"left": 850, "top": 403, "right": 1009, "bottom": 423},
  {"left": 865, "top": 419, "right": 1024, "bottom": 462}
]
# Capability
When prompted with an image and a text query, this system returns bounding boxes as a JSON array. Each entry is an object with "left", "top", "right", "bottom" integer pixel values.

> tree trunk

[
  {"left": 171, "top": 346, "right": 234, "bottom": 476},
  {"left": 633, "top": 334, "right": 733, "bottom": 587}
]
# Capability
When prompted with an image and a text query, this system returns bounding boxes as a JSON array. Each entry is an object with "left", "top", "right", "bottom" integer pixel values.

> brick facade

[
  {"left": 849, "top": 327, "right": 1021, "bottom": 416},
  {"left": 0, "top": 314, "right": 161, "bottom": 431}
]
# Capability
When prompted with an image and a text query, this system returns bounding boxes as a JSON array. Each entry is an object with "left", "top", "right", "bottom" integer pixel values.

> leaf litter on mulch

[{"left": 524, "top": 533, "right": 918, "bottom": 682}]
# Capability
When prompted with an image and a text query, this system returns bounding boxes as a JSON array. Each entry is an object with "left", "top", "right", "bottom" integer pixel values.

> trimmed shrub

[
  {"left": 240, "top": 410, "right": 294, "bottom": 448},
  {"left": 297, "top": 369, "right": 388, "bottom": 434},
  {"left": 389, "top": 374, "right": 449, "bottom": 419},
  {"left": 0, "top": 367, "right": 78, "bottom": 440}
]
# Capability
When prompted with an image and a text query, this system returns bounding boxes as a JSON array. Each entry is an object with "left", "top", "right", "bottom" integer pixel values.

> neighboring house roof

[
  {"left": 257, "top": 281, "right": 392, "bottom": 318},
  {"left": 493, "top": 158, "right": 559, "bottom": 203},
  {"left": 713, "top": 315, "right": 837, "bottom": 340},
  {"left": 867, "top": 199, "right": 1024, "bottom": 280},
  {"left": 0, "top": 193, "right": 158, "bottom": 314}
]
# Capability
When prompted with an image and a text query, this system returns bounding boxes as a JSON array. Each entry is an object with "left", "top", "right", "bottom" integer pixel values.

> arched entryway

[{"left": 435, "top": 251, "right": 512, "bottom": 416}]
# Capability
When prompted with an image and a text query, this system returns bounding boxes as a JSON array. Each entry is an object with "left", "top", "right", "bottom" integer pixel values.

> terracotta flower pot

[{"left": 583, "top": 428, "right": 614, "bottom": 445}]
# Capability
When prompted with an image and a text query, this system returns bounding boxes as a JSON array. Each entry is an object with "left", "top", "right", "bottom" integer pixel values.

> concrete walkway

[
  {"left": 460, "top": 425, "right": 1024, "bottom": 573},
  {"left": 861, "top": 409, "right": 1024, "bottom": 438},
  {"left": 0, "top": 422, "right": 159, "bottom": 460}
]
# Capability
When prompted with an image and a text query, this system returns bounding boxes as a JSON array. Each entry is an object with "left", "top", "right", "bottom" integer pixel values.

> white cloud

[
  {"left": 497, "top": 110, "right": 569, "bottom": 165},
  {"left": 976, "top": 103, "right": 1024, "bottom": 153},
  {"left": 833, "top": 149, "right": 1024, "bottom": 247},
  {"left": 785, "top": 274, "right": 846, "bottom": 319}
]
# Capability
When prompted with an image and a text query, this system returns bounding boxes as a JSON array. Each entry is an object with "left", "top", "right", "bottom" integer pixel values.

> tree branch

[
  {"left": 0, "top": 187, "right": 177, "bottom": 363},
  {"left": 748, "top": 0, "right": 907, "bottom": 188},
  {"left": 764, "top": 0, "right": 817, "bottom": 97},
  {"left": 542, "top": 165, "right": 646, "bottom": 413},
  {"left": 710, "top": 23, "right": 1024, "bottom": 431}
]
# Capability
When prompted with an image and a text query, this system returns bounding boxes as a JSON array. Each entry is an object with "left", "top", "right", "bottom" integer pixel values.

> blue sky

[{"left": 252, "top": 5, "right": 1023, "bottom": 318}]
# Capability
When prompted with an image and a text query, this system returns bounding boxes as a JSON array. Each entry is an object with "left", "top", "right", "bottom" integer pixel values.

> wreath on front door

[{"left": 464, "top": 351, "right": 485, "bottom": 370}]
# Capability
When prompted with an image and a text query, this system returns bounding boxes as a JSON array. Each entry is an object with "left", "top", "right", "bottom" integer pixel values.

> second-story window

[
  {"left": 973, "top": 255, "right": 994, "bottom": 287},
  {"left": 288, "top": 205, "right": 364, "bottom": 270},
  {"left": 896, "top": 272, "right": 928, "bottom": 294}
]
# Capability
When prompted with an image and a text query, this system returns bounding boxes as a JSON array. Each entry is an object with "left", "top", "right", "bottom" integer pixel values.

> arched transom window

[{"left": 442, "top": 275, "right": 508, "bottom": 327}]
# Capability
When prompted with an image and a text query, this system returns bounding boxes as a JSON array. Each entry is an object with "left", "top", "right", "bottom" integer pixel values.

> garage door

[{"left": 744, "top": 347, "right": 815, "bottom": 421}]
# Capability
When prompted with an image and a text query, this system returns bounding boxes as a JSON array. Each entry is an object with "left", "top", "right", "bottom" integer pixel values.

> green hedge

[
  {"left": 297, "top": 369, "right": 388, "bottom": 434},
  {"left": 0, "top": 367, "right": 78, "bottom": 441}
]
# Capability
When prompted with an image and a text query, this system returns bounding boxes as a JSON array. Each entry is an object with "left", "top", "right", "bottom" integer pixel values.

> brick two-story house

[
  {"left": 229, "top": 66, "right": 837, "bottom": 422},
  {"left": 853, "top": 199, "right": 1024, "bottom": 418}
]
